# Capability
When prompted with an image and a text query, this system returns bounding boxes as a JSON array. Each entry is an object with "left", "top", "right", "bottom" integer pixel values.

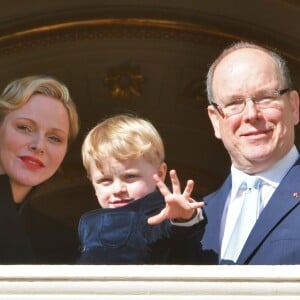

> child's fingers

[
  {"left": 154, "top": 174, "right": 171, "bottom": 198},
  {"left": 147, "top": 210, "right": 166, "bottom": 225},
  {"left": 189, "top": 201, "right": 205, "bottom": 209},
  {"left": 170, "top": 169, "right": 181, "bottom": 194},
  {"left": 182, "top": 179, "right": 194, "bottom": 198}
]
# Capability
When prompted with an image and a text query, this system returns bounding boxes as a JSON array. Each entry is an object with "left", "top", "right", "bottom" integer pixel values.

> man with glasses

[{"left": 149, "top": 42, "right": 300, "bottom": 264}]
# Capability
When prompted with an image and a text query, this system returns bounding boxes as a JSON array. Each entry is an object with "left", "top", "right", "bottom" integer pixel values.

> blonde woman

[{"left": 0, "top": 75, "right": 79, "bottom": 263}]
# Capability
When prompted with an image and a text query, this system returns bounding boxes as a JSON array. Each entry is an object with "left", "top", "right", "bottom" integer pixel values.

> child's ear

[{"left": 157, "top": 162, "right": 167, "bottom": 181}]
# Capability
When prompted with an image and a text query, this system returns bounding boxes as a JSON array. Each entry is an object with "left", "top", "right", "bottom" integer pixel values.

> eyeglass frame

[{"left": 210, "top": 88, "right": 291, "bottom": 118}]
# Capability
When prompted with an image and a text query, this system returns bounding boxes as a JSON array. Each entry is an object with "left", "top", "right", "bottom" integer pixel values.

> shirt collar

[{"left": 231, "top": 145, "right": 299, "bottom": 197}]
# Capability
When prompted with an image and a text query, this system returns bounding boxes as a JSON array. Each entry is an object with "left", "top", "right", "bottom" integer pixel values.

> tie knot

[{"left": 244, "top": 176, "right": 262, "bottom": 190}]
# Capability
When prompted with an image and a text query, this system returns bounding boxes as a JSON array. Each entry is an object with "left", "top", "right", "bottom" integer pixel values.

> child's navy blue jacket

[{"left": 77, "top": 190, "right": 202, "bottom": 264}]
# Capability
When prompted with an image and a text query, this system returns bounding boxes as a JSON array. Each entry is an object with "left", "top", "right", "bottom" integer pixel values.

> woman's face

[{"left": 0, "top": 94, "right": 70, "bottom": 192}]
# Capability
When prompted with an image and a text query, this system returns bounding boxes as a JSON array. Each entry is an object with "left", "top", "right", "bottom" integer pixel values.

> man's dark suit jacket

[{"left": 199, "top": 157, "right": 300, "bottom": 264}]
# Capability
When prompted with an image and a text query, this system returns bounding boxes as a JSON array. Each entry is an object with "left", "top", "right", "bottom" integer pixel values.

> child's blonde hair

[{"left": 82, "top": 114, "right": 165, "bottom": 176}]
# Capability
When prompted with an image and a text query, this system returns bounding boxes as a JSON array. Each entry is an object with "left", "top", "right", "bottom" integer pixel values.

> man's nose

[{"left": 243, "top": 98, "right": 260, "bottom": 119}]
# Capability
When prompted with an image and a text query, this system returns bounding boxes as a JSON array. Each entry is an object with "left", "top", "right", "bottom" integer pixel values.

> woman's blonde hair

[
  {"left": 82, "top": 114, "right": 165, "bottom": 175},
  {"left": 0, "top": 75, "right": 79, "bottom": 142}
]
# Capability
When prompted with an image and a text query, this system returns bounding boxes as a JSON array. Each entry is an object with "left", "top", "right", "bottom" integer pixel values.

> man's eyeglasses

[{"left": 210, "top": 88, "right": 290, "bottom": 118}]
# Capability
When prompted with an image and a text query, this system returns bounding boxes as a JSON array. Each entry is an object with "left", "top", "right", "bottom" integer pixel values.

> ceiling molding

[{"left": 0, "top": 18, "right": 299, "bottom": 62}]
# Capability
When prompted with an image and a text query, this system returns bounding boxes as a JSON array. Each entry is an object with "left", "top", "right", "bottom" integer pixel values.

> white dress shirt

[{"left": 220, "top": 145, "right": 299, "bottom": 260}]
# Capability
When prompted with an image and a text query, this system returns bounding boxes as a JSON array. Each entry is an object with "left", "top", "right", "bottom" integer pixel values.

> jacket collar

[{"left": 237, "top": 157, "right": 300, "bottom": 264}]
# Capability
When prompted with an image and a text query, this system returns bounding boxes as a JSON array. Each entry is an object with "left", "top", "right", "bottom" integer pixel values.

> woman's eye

[
  {"left": 17, "top": 125, "right": 32, "bottom": 133},
  {"left": 48, "top": 135, "right": 62, "bottom": 143}
]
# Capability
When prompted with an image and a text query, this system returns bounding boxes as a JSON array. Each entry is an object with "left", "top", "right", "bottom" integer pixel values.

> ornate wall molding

[
  {"left": 103, "top": 62, "right": 145, "bottom": 100},
  {"left": 0, "top": 18, "right": 299, "bottom": 62}
]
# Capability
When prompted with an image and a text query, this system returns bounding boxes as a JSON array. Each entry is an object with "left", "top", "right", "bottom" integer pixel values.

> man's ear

[
  {"left": 207, "top": 105, "right": 221, "bottom": 139},
  {"left": 157, "top": 162, "right": 167, "bottom": 181}
]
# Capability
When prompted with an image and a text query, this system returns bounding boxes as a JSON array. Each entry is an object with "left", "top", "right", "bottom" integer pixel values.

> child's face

[{"left": 89, "top": 156, "right": 166, "bottom": 208}]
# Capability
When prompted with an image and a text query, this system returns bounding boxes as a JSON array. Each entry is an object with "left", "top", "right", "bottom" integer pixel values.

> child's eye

[
  {"left": 126, "top": 174, "right": 138, "bottom": 181},
  {"left": 127, "top": 174, "right": 135, "bottom": 178},
  {"left": 97, "top": 178, "right": 112, "bottom": 185}
]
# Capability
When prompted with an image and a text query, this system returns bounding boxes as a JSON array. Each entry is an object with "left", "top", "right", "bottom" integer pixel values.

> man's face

[{"left": 207, "top": 48, "right": 299, "bottom": 174}]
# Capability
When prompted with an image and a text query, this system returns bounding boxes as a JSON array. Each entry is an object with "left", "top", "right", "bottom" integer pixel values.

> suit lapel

[
  {"left": 203, "top": 176, "right": 232, "bottom": 254},
  {"left": 237, "top": 163, "right": 300, "bottom": 264}
]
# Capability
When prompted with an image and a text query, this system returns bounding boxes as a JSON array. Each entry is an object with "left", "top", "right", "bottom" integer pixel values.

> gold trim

[
  {"left": 103, "top": 62, "right": 145, "bottom": 100},
  {"left": 0, "top": 18, "right": 299, "bottom": 62},
  {"left": 0, "top": 19, "right": 241, "bottom": 42}
]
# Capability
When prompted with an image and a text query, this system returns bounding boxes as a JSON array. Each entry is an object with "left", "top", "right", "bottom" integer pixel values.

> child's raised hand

[{"left": 147, "top": 169, "right": 205, "bottom": 225}]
